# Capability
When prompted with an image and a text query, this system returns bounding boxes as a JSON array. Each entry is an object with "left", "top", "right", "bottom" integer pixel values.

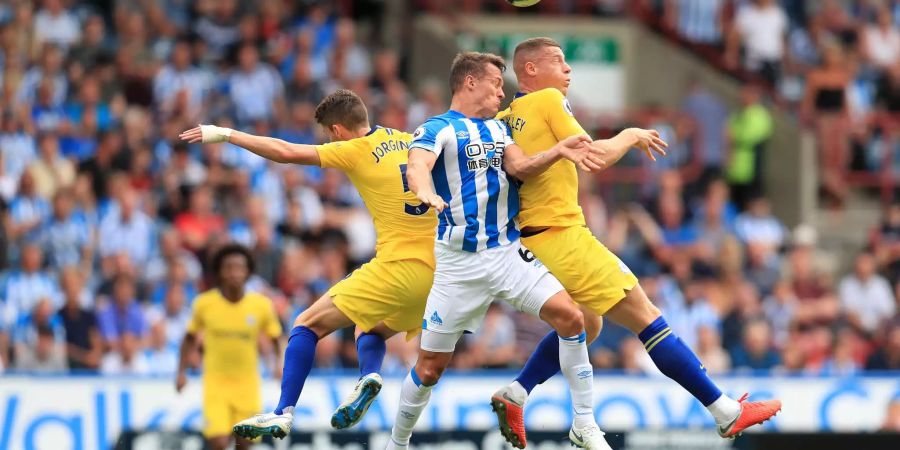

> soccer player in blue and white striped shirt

[{"left": 384, "top": 52, "right": 612, "bottom": 450}]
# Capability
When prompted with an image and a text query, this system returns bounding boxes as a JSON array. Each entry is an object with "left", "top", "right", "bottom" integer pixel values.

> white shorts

[{"left": 420, "top": 242, "right": 565, "bottom": 353}]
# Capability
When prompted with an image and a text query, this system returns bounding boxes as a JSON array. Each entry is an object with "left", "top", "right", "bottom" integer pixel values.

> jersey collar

[
  {"left": 365, "top": 126, "right": 380, "bottom": 136},
  {"left": 514, "top": 91, "right": 529, "bottom": 99}
]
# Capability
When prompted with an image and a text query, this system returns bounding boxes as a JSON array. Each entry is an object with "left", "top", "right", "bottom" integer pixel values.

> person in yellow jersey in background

[
  {"left": 175, "top": 243, "right": 283, "bottom": 450},
  {"left": 491, "top": 37, "right": 782, "bottom": 449},
  {"left": 178, "top": 89, "right": 437, "bottom": 440}
]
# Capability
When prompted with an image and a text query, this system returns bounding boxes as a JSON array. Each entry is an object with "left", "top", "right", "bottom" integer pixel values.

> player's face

[
  {"left": 219, "top": 254, "right": 249, "bottom": 289},
  {"left": 473, "top": 63, "right": 505, "bottom": 117},
  {"left": 536, "top": 46, "right": 572, "bottom": 95}
]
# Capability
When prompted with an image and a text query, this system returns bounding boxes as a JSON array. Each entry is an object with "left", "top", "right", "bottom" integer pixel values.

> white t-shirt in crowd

[{"left": 736, "top": 4, "right": 788, "bottom": 69}]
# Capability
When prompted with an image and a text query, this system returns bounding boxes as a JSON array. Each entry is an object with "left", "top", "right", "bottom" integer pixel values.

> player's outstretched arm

[
  {"left": 503, "top": 134, "right": 601, "bottom": 178},
  {"left": 590, "top": 128, "right": 668, "bottom": 169},
  {"left": 180, "top": 125, "right": 322, "bottom": 166},
  {"left": 407, "top": 148, "right": 449, "bottom": 212},
  {"left": 175, "top": 332, "right": 197, "bottom": 393}
]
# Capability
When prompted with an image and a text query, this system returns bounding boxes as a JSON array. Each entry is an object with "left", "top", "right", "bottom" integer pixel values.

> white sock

[
  {"left": 390, "top": 370, "right": 434, "bottom": 445},
  {"left": 509, "top": 381, "right": 528, "bottom": 401},
  {"left": 558, "top": 333, "right": 596, "bottom": 428},
  {"left": 707, "top": 394, "right": 741, "bottom": 425}
]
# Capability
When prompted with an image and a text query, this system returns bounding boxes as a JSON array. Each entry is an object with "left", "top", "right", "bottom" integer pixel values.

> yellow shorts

[
  {"left": 203, "top": 378, "right": 261, "bottom": 438},
  {"left": 329, "top": 257, "right": 434, "bottom": 339},
  {"left": 522, "top": 226, "right": 638, "bottom": 316}
]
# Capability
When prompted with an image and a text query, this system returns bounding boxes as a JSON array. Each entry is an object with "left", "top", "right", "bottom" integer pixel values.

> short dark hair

[
  {"left": 210, "top": 243, "right": 255, "bottom": 280},
  {"left": 448, "top": 52, "right": 506, "bottom": 95},
  {"left": 314, "top": 89, "right": 369, "bottom": 130},
  {"left": 513, "top": 37, "right": 562, "bottom": 74}
]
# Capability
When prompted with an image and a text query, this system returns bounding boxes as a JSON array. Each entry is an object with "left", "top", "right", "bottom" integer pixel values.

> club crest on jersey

[{"left": 246, "top": 315, "right": 256, "bottom": 326}]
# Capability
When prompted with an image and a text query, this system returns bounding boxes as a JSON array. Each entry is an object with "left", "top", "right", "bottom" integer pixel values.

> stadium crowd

[{"left": 0, "top": 0, "right": 898, "bottom": 381}]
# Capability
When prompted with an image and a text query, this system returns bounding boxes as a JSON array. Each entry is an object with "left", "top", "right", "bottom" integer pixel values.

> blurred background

[{"left": 1, "top": 0, "right": 899, "bottom": 449}]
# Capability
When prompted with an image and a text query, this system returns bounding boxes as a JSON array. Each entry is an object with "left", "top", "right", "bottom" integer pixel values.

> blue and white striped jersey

[{"left": 411, "top": 110, "right": 520, "bottom": 253}]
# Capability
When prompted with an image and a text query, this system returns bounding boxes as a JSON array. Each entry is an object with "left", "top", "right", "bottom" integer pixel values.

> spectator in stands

[
  {"left": 696, "top": 325, "right": 731, "bottom": 373},
  {"left": 462, "top": 303, "right": 518, "bottom": 369},
  {"left": 228, "top": 43, "right": 284, "bottom": 125},
  {"left": 788, "top": 244, "right": 840, "bottom": 329},
  {"left": 802, "top": 43, "right": 851, "bottom": 207},
  {"left": 820, "top": 327, "right": 864, "bottom": 376},
  {"left": 17, "top": 44, "right": 67, "bottom": 107},
  {"left": 143, "top": 321, "right": 178, "bottom": 376},
  {"left": 735, "top": 197, "right": 785, "bottom": 254},
  {"left": 861, "top": 6, "right": 900, "bottom": 72},
  {"left": 101, "top": 332, "right": 148, "bottom": 375},
  {"left": 839, "top": 251, "right": 896, "bottom": 337},
  {"left": 763, "top": 280, "right": 797, "bottom": 348},
  {"left": 30, "top": 79, "right": 67, "bottom": 133},
  {"left": 871, "top": 203, "right": 900, "bottom": 283},
  {"left": 40, "top": 189, "right": 91, "bottom": 271},
  {"left": 175, "top": 185, "right": 224, "bottom": 253},
  {"left": 153, "top": 38, "right": 213, "bottom": 119},
  {"left": 727, "top": 0, "right": 788, "bottom": 85},
  {"left": 32, "top": 0, "right": 80, "bottom": 50},
  {"left": 730, "top": 318, "right": 781, "bottom": 371},
  {"left": 145, "top": 230, "right": 202, "bottom": 285},
  {"left": 4, "top": 171, "right": 51, "bottom": 247},
  {"left": 147, "top": 284, "right": 191, "bottom": 352},
  {"left": 867, "top": 323, "right": 900, "bottom": 370},
  {"left": 726, "top": 85, "right": 772, "bottom": 209},
  {"left": 27, "top": 133, "right": 74, "bottom": 201},
  {"left": 98, "top": 185, "right": 155, "bottom": 268},
  {"left": 59, "top": 268, "right": 101, "bottom": 372},
  {"left": 1, "top": 244, "right": 59, "bottom": 330},
  {"left": 0, "top": 111, "right": 36, "bottom": 182},
  {"left": 148, "top": 259, "right": 197, "bottom": 306},
  {"left": 96, "top": 274, "right": 148, "bottom": 351},
  {"left": 13, "top": 323, "right": 66, "bottom": 372},
  {"left": 681, "top": 81, "right": 728, "bottom": 178},
  {"left": 664, "top": 0, "right": 726, "bottom": 47}
]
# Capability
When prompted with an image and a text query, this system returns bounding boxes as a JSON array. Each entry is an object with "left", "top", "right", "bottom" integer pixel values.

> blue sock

[
  {"left": 639, "top": 316, "right": 722, "bottom": 406},
  {"left": 514, "top": 331, "right": 561, "bottom": 394},
  {"left": 356, "top": 332, "right": 386, "bottom": 377},
  {"left": 274, "top": 326, "right": 319, "bottom": 414}
]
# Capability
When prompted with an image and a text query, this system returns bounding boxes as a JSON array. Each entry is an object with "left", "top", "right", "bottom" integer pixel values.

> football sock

[
  {"left": 514, "top": 330, "right": 560, "bottom": 394},
  {"left": 356, "top": 332, "right": 386, "bottom": 377},
  {"left": 558, "top": 332, "right": 597, "bottom": 428},
  {"left": 639, "top": 316, "right": 739, "bottom": 423},
  {"left": 390, "top": 368, "right": 434, "bottom": 445},
  {"left": 274, "top": 326, "right": 318, "bottom": 414}
]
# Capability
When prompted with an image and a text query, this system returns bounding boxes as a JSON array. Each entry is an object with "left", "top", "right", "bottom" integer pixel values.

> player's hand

[
  {"left": 175, "top": 371, "right": 187, "bottom": 393},
  {"left": 179, "top": 124, "right": 233, "bottom": 144},
  {"left": 417, "top": 191, "right": 449, "bottom": 213},
  {"left": 558, "top": 134, "right": 606, "bottom": 172},
  {"left": 627, "top": 128, "right": 668, "bottom": 161}
]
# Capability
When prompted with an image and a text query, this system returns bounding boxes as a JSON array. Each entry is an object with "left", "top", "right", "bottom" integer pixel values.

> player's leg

[
  {"left": 494, "top": 242, "right": 608, "bottom": 449},
  {"left": 330, "top": 324, "right": 399, "bottom": 430},
  {"left": 386, "top": 343, "right": 457, "bottom": 450},
  {"left": 605, "top": 284, "right": 781, "bottom": 437},
  {"left": 233, "top": 293, "right": 354, "bottom": 439},
  {"left": 206, "top": 436, "right": 230, "bottom": 450},
  {"left": 333, "top": 258, "right": 434, "bottom": 430}
]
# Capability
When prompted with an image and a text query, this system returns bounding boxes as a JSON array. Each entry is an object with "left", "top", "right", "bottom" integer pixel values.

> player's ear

[{"left": 525, "top": 61, "right": 536, "bottom": 76}]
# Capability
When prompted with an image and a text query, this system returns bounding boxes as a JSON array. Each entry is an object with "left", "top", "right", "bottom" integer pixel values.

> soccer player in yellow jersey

[
  {"left": 490, "top": 38, "right": 782, "bottom": 448},
  {"left": 175, "top": 244, "right": 283, "bottom": 450},
  {"left": 178, "top": 89, "right": 437, "bottom": 439}
]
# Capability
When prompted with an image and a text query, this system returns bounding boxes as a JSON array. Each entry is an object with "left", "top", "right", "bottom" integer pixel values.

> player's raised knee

[
  {"left": 541, "top": 294, "right": 585, "bottom": 337},
  {"left": 416, "top": 364, "right": 445, "bottom": 386}
]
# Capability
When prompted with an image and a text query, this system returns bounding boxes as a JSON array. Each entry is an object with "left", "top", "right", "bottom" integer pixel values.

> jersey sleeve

[
  {"left": 540, "top": 88, "right": 588, "bottom": 140},
  {"left": 316, "top": 139, "right": 364, "bottom": 171},
  {"left": 499, "top": 120, "right": 515, "bottom": 146},
  {"left": 410, "top": 119, "right": 449, "bottom": 156},
  {"left": 260, "top": 297, "right": 283, "bottom": 339},
  {"left": 185, "top": 296, "right": 205, "bottom": 334}
]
